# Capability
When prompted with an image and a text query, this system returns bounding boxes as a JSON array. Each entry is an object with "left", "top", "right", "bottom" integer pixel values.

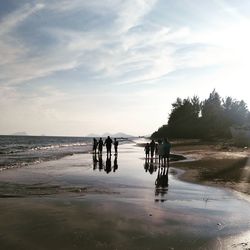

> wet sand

[
  {"left": 171, "top": 140, "right": 250, "bottom": 195},
  {"left": 0, "top": 140, "right": 250, "bottom": 249}
]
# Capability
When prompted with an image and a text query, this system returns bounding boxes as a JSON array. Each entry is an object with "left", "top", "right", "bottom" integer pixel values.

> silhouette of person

[
  {"left": 145, "top": 143, "right": 150, "bottom": 160},
  {"left": 93, "top": 154, "right": 98, "bottom": 170},
  {"left": 93, "top": 138, "right": 98, "bottom": 154},
  {"left": 105, "top": 156, "right": 112, "bottom": 174},
  {"left": 113, "top": 155, "right": 118, "bottom": 172},
  {"left": 158, "top": 140, "right": 163, "bottom": 165},
  {"left": 155, "top": 143, "right": 159, "bottom": 155},
  {"left": 114, "top": 138, "right": 119, "bottom": 155},
  {"left": 104, "top": 136, "right": 113, "bottom": 157},
  {"left": 98, "top": 138, "right": 103, "bottom": 155},
  {"left": 150, "top": 140, "right": 156, "bottom": 158},
  {"left": 161, "top": 138, "right": 171, "bottom": 167},
  {"left": 98, "top": 154, "right": 103, "bottom": 171}
]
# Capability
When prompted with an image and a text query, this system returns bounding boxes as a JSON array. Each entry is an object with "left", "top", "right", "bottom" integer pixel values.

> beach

[
  {"left": 171, "top": 140, "right": 250, "bottom": 195},
  {"left": 0, "top": 139, "right": 250, "bottom": 249}
]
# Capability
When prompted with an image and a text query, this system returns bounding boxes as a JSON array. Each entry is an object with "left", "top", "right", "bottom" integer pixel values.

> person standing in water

[
  {"left": 92, "top": 138, "right": 98, "bottom": 154},
  {"left": 145, "top": 143, "right": 150, "bottom": 160},
  {"left": 104, "top": 136, "right": 113, "bottom": 157},
  {"left": 114, "top": 138, "right": 119, "bottom": 155},
  {"left": 150, "top": 139, "right": 156, "bottom": 158},
  {"left": 162, "top": 138, "right": 171, "bottom": 167},
  {"left": 155, "top": 142, "right": 159, "bottom": 155},
  {"left": 98, "top": 138, "right": 104, "bottom": 155},
  {"left": 158, "top": 140, "right": 163, "bottom": 165}
]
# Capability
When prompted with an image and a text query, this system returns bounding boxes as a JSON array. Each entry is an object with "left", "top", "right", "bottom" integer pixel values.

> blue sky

[{"left": 0, "top": 0, "right": 250, "bottom": 136}]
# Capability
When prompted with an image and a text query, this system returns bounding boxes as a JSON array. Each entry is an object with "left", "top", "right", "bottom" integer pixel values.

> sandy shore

[
  {"left": 171, "top": 140, "right": 250, "bottom": 195},
  {"left": 0, "top": 140, "right": 250, "bottom": 249}
]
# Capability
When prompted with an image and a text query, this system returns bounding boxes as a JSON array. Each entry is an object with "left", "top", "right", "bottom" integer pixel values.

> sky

[{"left": 0, "top": 0, "right": 250, "bottom": 136}]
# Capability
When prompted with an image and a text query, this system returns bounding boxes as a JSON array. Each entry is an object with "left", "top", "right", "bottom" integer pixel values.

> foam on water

[{"left": 0, "top": 135, "right": 92, "bottom": 170}]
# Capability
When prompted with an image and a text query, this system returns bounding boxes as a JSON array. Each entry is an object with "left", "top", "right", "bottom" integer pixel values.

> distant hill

[
  {"left": 87, "top": 132, "right": 135, "bottom": 138},
  {"left": 86, "top": 133, "right": 99, "bottom": 137},
  {"left": 12, "top": 132, "right": 28, "bottom": 136},
  {"left": 111, "top": 132, "right": 135, "bottom": 138}
]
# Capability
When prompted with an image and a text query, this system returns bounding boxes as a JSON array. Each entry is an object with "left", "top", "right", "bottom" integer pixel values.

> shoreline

[
  {"left": 1, "top": 139, "right": 249, "bottom": 199},
  {"left": 0, "top": 140, "right": 249, "bottom": 197},
  {"left": 170, "top": 140, "right": 250, "bottom": 195},
  {"left": 137, "top": 139, "right": 250, "bottom": 196}
]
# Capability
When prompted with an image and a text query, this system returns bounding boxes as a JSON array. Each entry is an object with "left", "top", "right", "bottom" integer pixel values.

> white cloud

[
  {"left": 0, "top": 3, "right": 44, "bottom": 35},
  {"left": 47, "top": 0, "right": 117, "bottom": 13},
  {"left": 0, "top": 0, "right": 196, "bottom": 88},
  {"left": 114, "top": 0, "right": 157, "bottom": 33},
  {"left": 1, "top": 1, "right": 249, "bottom": 89},
  {"left": 0, "top": 0, "right": 161, "bottom": 86}
]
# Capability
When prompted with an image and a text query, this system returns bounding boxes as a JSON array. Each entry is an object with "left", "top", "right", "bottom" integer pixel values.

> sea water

[{"left": 0, "top": 135, "right": 92, "bottom": 170}]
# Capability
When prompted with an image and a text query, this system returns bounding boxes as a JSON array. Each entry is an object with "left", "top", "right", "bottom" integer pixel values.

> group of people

[
  {"left": 92, "top": 136, "right": 119, "bottom": 156},
  {"left": 145, "top": 138, "right": 171, "bottom": 166}
]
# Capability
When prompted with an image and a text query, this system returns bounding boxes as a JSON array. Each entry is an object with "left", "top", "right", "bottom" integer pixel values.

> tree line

[{"left": 151, "top": 90, "right": 250, "bottom": 140}]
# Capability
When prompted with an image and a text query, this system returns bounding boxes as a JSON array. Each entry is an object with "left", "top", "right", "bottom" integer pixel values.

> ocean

[{"left": 0, "top": 135, "right": 93, "bottom": 170}]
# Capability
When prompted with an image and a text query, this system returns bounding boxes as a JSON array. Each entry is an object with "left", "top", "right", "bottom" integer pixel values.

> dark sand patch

[
  {"left": 172, "top": 141, "right": 250, "bottom": 195},
  {"left": 0, "top": 182, "right": 119, "bottom": 198}
]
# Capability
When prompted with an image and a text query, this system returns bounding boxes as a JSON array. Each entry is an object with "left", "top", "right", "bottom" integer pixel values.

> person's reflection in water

[
  {"left": 155, "top": 166, "right": 169, "bottom": 202},
  {"left": 113, "top": 155, "right": 118, "bottom": 172},
  {"left": 93, "top": 154, "right": 98, "bottom": 170},
  {"left": 105, "top": 156, "right": 112, "bottom": 174},
  {"left": 144, "top": 159, "right": 149, "bottom": 173},
  {"left": 98, "top": 154, "right": 103, "bottom": 171},
  {"left": 149, "top": 158, "right": 157, "bottom": 174}
]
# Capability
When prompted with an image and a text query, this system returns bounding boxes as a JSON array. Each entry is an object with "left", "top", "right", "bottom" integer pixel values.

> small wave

[
  {"left": 31, "top": 142, "right": 87, "bottom": 151},
  {"left": 0, "top": 147, "right": 91, "bottom": 172},
  {"left": 0, "top": 135, "right": 92, "bottom": 171}
]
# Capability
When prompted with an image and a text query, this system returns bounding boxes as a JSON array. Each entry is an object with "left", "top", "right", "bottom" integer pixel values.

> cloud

[
  {"left": 114, "top": 0, "right": 157, "bottom": 33},
  {"left": 0, "top": 0, "right": 240, "bottom": 90},
  {"left": 0, "top": 3, "right": 44, "bottom": 35},
  {"left": 0, "top": 1, "right": 157, "bottom": 86},
  {"left": 0, "top": 3, "right": 43, "bottom": 62}
]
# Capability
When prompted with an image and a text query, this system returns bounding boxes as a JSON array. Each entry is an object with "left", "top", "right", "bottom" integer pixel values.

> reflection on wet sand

[
  {"left": 92, "top": 153, "right": 118, "bottom": 174},
  {"left": 92, "top": 154, "right": 98, "bottom": 170},
  {"left": 144, "top": 158, "right": 157, "bottom": 174},
  {"left": 94, "top": 153, "right": 170, "bottom": 202},
  {"left": 155, "top": 166, "right": 169, "bottom": 203},
  {"left": 143, "top": 156, "right": 170, "bottom": 202},
  {"left": 113, "top": 156, "right": 118, "bottom": 172},
  {"left": 105, "top": 156, "right": 112, "bottom": 173}
]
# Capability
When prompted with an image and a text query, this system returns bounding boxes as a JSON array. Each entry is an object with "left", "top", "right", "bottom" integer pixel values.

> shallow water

[
  {"left": 0, "top": 140, "right": 250, "bottom": 249},
  {"left": 0, "top": 135, "right": 92, "bottom": 169}
]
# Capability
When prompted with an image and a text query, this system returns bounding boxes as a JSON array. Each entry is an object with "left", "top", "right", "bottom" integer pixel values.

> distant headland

[
  {"left": 86, "top": 132, "right": 135, "bottom": 138},
  {"left": 11, "top": 132, "right": 28, "bottom": 136}
]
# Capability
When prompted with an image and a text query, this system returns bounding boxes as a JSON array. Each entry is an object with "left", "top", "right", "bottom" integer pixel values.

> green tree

[
  {"left": 151, "top": 125, "right": 169, "bottom": 139},
  {"left": 223, "top": 97, "right": 248, "bottom": 125},
  {"left": 200, "top": 89, "right": 223, "bottom": 138},
  {"left": 167, "top": 96, "right": 201, "bottom": 138},
  {"left": 220, "top": 97, "right": 249, "bottom": 137},
  {"left": 151, "top": 90, "right": 250, "bottom": 140}
]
